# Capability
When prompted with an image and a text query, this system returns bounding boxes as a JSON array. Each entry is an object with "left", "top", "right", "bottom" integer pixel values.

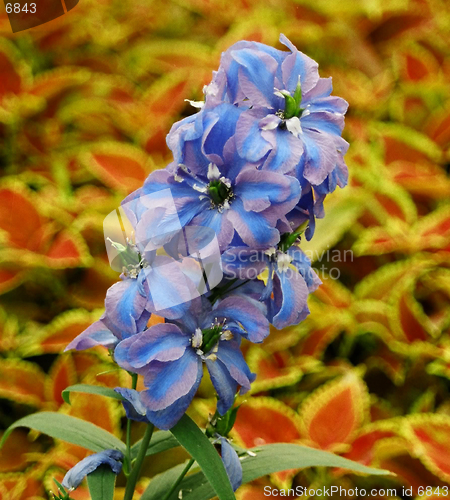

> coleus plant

[{"left": 1, "top": 35, "right": 388, "bottom": 499}]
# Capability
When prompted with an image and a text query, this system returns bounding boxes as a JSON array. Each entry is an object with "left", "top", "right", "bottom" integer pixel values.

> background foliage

[{"left": 0, "top": 0, "right": 450, "bottom": 498}]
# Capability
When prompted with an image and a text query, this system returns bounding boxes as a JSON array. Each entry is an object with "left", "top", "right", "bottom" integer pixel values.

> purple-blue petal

[
  {"left": 64, "top": 318, "right": 118, "bottom": 352},
  {"left": 215, "top": 340, "right": 255, "bottom": 394},
  {"left": 206, "top": 358, "right": 238, "bottom": 415},
  {"left": 220, "top": 438, "right": 243, "bottom": 492},
  {"left": 271, "top": 268, "right": 309, "bottom": 329},
  {"left": 116, "top": 323, "right": 189, "bottom": 370},
  {"left": 212, "top": 296, "right": 269, "bottom": 343},
  {"left": 114, "top": 388, "right": 148, "bottom": 423},
  {"left": 142, "top": 361, "right": 203, "bottom": 430},
  {"left": 105, "top": 277, "right": 148, "bottom": 337},
  {"left": 141, "top": 349, "right": 202, "bottom": 411},
  {"left": 61, "top": 449, "right": 123, "bottom": 491}
]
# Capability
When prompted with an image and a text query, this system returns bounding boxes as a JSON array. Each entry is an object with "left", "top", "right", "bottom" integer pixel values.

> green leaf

[
  {"left": 0, "top": 412, "right": 126, "bottom": 453},
  {"left": 62, "top": 384, "right": 124, "bottom": 405},
  {"left": 130, "top": 430, "right": 179, "bottom": 460},
  {"left": 87, "top": 464, "right": 116, "bottom": 500},
  {"left": 170, "top": 414, "right": 235, "bottom": 500},
  {"left": 176, "top": 443, "right": 391, "bottom": 500},
  {"left": 141, "top": 461, "right": 196, "bottom": 500}
]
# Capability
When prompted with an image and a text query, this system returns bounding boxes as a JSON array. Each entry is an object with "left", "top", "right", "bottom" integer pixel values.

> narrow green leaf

[
  {"left": 170, "top": 414, "right": 235, "bottom": 500},
  {"left": 87, "top": 464, "right": 116, "bottom": 500},
  {"left": 0, "top": 412, "right": 126, "bottom": 453},
  {"left": 177, "top": 443, "right": 391, "bottom": 500},
  {"left": 62, "top": 384, "right": 124, "bottom": 405},
  {"left": 61, "top": 384, "right": 123, "bottom": 404},
  {"left": 141, "top": 461, "right": 196, "bottom": 500},
  {"left": 130, "top": 430, "right": 179, "bottom": 460}
]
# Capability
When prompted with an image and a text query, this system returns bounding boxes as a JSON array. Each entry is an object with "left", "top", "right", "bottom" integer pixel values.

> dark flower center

[
  {"left": 208, "top": 179, "right": 233, "bottom": 207},
  {"left": 208, "top": 179, "right": 232, "bottom": 206}
]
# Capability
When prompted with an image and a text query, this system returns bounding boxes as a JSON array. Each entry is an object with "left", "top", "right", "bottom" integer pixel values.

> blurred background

[{"left": 0, "top": 0, "right": 450, "bottom": 498}]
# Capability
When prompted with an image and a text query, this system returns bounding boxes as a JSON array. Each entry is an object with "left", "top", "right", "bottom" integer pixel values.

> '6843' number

[{"left": 6, "top": 3, "right": 36, "bottom": 13}]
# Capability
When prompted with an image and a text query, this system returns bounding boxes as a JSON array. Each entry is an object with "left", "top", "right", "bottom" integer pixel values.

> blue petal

[
  {"left": 115, "top": 323, "right": 189, "bottom": 370},
  {"left": 65, "top": 318, "right": 118, "bottom": 352},
  {"left": 235, "top": 109, "right": 271, "bottom": 163},
  {"left": 141, "top": 348, "right": 202, "bottom": 411},
  {"left": 206, "top": 358, "right": 238, "bottom": 415},
  {"left": 143, "top": 362, "right": 203, "bottom": 430},
  {"left": 212, "top": 296, "right": 269, "bottom": 343},
  {"left": 189, "top": 206, "right": 234, "bottom": 252},
  {"left": 114, "top": 388, "right": 148, "bottom": 423},
  {"left": 230, "top": 48, "right": 278, "bottom": 108},
  {"left": 271, "top": 268, "right": 309, "bottom": 329},
  {"left": 216, "top": 340, "right": 255, "bottom": 394},
  {"left": 288, "top": 245, "right": 321, "bottom": 292},
  {"left": 227, "top": 198, "right": 280, "bottom": 248},
  {"left": 105, "top": 277, "right": 148, "bottom": 337},
  {"left": 234, "top": 168, "right": 299, "bottom": 213},
  {"left": 279, "top": 34, "right": 319, "bottom": 94},
  {"left": 144, "top": 257, "right": 198, "bottom": 318},
  {"left": 302, "top": 129, "right": 338, "bottom": 186},
  {"left": 261, "top": 125, "right": 304, "bottom": 173},
  {"left": 62, "top": 449, "right": 123, "bottom": 491},
  {"left": 203, "top": 104, "right": 243, "bottom": 162},
  {"left": 220, "top": 438, "right": 243, "bottom": 492}
]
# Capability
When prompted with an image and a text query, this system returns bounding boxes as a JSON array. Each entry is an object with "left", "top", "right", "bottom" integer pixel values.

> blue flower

[
  {"left": 207, "top": 34, "right": 348, "bottom": 190},
  {"left": 126, "top": 104, "right": 301, "bottom": 252},
  {"left": 61, "top": 449, "right": 123, "bottom": 491},
  {"left": 66, "top": 215, "right": 206, "bottom": 352},
  {"left": 113, "top": 297, "right": 266, "bottom": 429},
  {"left": 222, "top": 244, "right": 321, "bottom": 329}
]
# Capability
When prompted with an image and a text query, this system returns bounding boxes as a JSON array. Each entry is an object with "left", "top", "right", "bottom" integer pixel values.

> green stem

[
  {"left": 161, "top": 458, "right": 195, "bottom": 500},
  {"left": 124, "top": 373, "right": 138, "bottom": 476},
  {"left": 124, "top": 423, "right": 154, "bottom": 500}
]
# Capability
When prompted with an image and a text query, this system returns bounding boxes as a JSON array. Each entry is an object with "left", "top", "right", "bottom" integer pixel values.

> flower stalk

[{"left": 123, "top": 423, "right": 154, "bottom": 500}]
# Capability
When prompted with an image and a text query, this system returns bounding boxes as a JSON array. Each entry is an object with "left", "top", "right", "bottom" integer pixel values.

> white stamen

[
  {"left": 223, "top": 199, "right": 230, "bottom": 210},
  {"left": 264, "top": 247, "right": 277, "bottom": 257},
  {"left": 184, "top": 98, "right": 204, "bottom": 109},
  {"left": 174, "top": 173, "right": 183, "bottom": 182},
  {"left": 277, "top": 252, "right": 293, "bottom": 272},
  {"left": 219, "top": 176, "right": 231, "bottom": 188},
  {"left": 286, "top": 116, "right": 303, "bottom": 138},
  {"left": 301, "top": 109, "right": 311, "bottom": 118},
  {"left": 193, "top": 183, "right": 208, "bottom": 193},
  {"left": 192, "top": 328, "right": 203, "bottom": 348},
  {"left": 220, "top": 330, "right": 233, "bottom": 341},
  {"left": 207, "top": 163, "right": 221, "bottom": 180}
]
